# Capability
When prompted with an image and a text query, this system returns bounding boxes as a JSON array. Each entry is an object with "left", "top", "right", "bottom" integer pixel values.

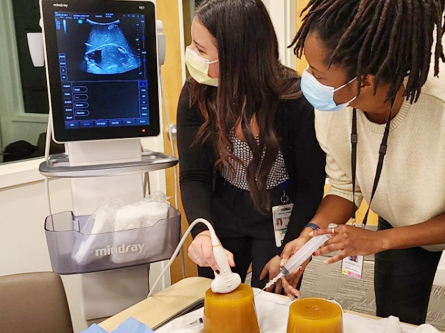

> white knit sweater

[{"left": 315, "top": 72, "right": 445, "bottom": 251}]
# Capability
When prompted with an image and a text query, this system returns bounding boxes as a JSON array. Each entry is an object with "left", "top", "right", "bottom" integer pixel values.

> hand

[
  {"left": 259, "top": 255, "right": 282, "bottom": 294},
  {"left": 187, "top": 231, "right": 235, "bottom": 272},
  {"left": 280, "top": 236, "right": 311, "bottom": 300},
  {"left": 281, "top": 259, "right": 309, "bottom": 301},
  {"left": 311, "top": 224, "right": 384, "bottom": 264}
]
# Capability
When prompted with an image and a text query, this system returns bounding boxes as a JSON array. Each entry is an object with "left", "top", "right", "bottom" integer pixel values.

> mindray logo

[
  {"left": 53, "top": 3, "right": 68, "bottom": 8},
  {"left": 95, "top": 243, "right": 145, "bottom": 256}
]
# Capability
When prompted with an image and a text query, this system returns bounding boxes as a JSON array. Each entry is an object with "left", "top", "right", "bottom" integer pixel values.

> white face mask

[{"left": 185, "top": 46, "right": 219, "bottom": 87}]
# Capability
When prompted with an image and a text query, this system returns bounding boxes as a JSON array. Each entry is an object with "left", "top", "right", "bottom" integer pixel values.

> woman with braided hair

[{"left": 281, "top": 0, "right": 445, "bottom": 325}]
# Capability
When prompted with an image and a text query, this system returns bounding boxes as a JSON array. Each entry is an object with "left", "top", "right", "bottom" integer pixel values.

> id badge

[
  {"left": 271, "top": 203, "right": 294, "bottom": 247},
  {"left": 342, "top": 255, "right": 364, "bottom": 279}
]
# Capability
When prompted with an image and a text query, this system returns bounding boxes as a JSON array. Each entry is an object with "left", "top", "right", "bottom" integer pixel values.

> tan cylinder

[
  {"left": 287, "top": 297, "right": 343, "bottom": 333},
  {"left": 203, "top": 284, "right": 260, "bottom": 333}
]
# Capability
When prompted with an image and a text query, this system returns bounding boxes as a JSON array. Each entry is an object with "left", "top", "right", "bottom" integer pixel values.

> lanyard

[
  {"left": 350, "top": 99, "right": 395, "bottom": 226},
  {"left": 280, "top": 179, "right": 290, "bottom": 204}
]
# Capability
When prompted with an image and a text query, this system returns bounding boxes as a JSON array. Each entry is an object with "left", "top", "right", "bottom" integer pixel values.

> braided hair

[{"left": 291, "top": 0, "right": 445, "bottom": 103}]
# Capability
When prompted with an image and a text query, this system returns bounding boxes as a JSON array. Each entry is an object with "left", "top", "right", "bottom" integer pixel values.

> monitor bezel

[{"left": 41, "top": 0, "right": 160, "bottom": 143}]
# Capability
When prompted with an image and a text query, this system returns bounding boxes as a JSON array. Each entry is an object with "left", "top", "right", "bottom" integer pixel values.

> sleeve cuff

[{"left": 304, "top": 222, "right": 320, "bottom": 231}]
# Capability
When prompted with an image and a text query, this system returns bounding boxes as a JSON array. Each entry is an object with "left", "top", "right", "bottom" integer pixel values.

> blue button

[
  {"left": 63, "top": 92, "right": 71, "bottom": 98},
  {"left": 65, "top": 115, "right": 73, "bottom": 121},
  {"left": 138, "top": 80, "right": 148, "bottom": 87},
  {"left": 109, "top": 119, "right": 122, "bottom": 126},
  {"left": 140, "top": 88, "right": 147, "bottom": 93},
  {"left": 140, "top": 100, "right": 147, "bottom": 105},
  {"left": 75, "top": 110, "right": 89, "bottom": 116},
  {"left": 60, "top": 68, "right": 67, "bottom": 74},
  {"left": 141, "top": 112, "right": 148, "bottom": 117},
  {"left": 141, "top": 106, "right": 148, "bottom": 111},
  {"left": 62, "top": 84, "right": 71, "bottom": 90},
  {"left": 65, "top": 107, "right": 73, "bottom": 113},
  {"left": 73, "top": 86, "right": 88, "bottom": 93},
  {"left": 123, "top": 119, "right": 136, "bottom": 126},
  {"left": 65, "top": 121, "right": 79, "bottom": 128},
  {"left": 80, "top": 121, "right": 93, "bottom": 128},
  {"left": 74, "top": 102, "right": 89, "bottom": 108},
  {"left": 95, "top": 120, "right": 108, "bottom": 127},
  {"left": 74, "top": 94, "right": 88, "bottom": 101},
  {"left": 137, "top": 118, "right": 149, "bottom": 125},
  {"left": 61, "top": 74, "right": 68, "bottom": 81},
  {"left": 59, "top": 61, "right": 66, "bottom": 67},
  {"left": 64, "top": 100, "right": 73, "bottom": 105}
]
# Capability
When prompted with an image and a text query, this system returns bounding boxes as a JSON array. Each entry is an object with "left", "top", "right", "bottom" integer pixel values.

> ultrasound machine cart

[{"left": 38, "top": 0, "right": 179, "bottom": 321}]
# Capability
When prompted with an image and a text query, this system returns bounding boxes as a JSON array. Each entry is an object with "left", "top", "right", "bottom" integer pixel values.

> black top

[{"left": 177, "top": 81, "right": 326, "bottom": 248}]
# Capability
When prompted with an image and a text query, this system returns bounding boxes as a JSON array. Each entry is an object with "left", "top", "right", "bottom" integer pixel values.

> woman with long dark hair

[
  {"left": 281, "top": 0, "right": 445, "bottom": 324},
  {"left": 177, "top": 0, "right": 326, "bottom": 291}
]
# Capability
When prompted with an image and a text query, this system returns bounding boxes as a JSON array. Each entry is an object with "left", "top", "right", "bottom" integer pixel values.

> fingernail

[
  {"left": 323, "top": 259, "right": 330, "bottom": 265},
  {"left": 215, "top": 270, "right": 220, "bottom": 274},
  {"left": 280, "top": 259, "right": 285, "bottom": 266},
  {"left": 309, "top": 231, "right": 314, "bottom": 236},
  {"left": 295, "top": 294, "right": 299, "bottom": 298},
  {"left": 312, "top": 252, "right": 317, "bottom": 256},
  {"left": 299, "top": 267, "right": 303, "bottom": 271}
]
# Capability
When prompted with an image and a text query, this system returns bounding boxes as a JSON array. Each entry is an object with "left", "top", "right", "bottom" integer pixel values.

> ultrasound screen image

[
  {"left": 83, "top": 19, "right": 141, "bottom": 75},
  {"left": 54, "top": 11, "right": 150, "bottom": 129}
]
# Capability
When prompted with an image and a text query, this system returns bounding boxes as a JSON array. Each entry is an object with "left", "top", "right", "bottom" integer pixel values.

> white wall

[
  {"left": 262, "top": 0, "right": 297, "bottom": 69},
  {"left": 0, "top": 173, "right": 82, "bottom": 327}
]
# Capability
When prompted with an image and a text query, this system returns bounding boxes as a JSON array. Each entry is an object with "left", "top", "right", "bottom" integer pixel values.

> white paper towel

[{"left": 115, "top": 201, "right": 169, "bottom": 231}]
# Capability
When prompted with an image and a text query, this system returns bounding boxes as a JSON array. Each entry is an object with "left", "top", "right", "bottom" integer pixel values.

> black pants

[
  {"left": 198, "top": 180, "right": 286, "bottom": 289},
  {"left": 374, "top": 217, "right": 442, "bottom": 325}
]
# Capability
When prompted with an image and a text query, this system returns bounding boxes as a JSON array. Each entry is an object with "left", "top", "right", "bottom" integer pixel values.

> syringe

[{"left": 263, "top": 234, "right": 331, "bottom": 290}]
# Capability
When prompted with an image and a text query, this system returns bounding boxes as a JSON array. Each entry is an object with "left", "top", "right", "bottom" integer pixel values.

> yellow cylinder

[
  {"left": 203, "top": 284, "right": 260, "bottom": 333},
  {"left": 287, "top": 297, "right": 343, "bottom": 333}
]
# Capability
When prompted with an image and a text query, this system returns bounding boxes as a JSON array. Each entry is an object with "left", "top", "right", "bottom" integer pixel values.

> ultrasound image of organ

[{"left": 83, "top": 19, "right": 141, "bottom": 75}]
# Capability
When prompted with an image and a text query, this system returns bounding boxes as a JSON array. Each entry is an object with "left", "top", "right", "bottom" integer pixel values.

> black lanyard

[{"left": 351, "top": 99, "right": 395, "bottom": 226}]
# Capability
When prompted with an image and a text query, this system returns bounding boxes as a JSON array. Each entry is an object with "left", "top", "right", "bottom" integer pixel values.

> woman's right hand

[
  {"left": 187, "top": 230, "right": 236, "bottom": 272},
  {"left": 280, "top": 236, "right": 311, "bottom": 300}
]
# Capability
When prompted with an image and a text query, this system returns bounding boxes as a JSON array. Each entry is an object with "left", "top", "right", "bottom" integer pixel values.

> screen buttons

[
  {"left": 123, "top": 119, "right": 136, "bottom": 126},
  {"left": 137, "top": 118, "right": 149, "bottom": 125},
  {"left": 94, "top": 120, "right": 108, "bottom": 127},
  {"left": 80, "top": 121, "right": 93, "bottom": 128},
  {"left": 73, "top": 86, "right": 88, "bottom": 93},
  {"left": 109, "top": 119, "right": 122, "bottom": 126},
  {"left": 65, "top": 121, "right": 79, "bottom": 129}
]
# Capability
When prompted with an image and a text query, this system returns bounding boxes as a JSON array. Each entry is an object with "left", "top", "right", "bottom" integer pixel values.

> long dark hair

[
  {"left": 291, "top": 0, "right": 445, "bottom": 103},
  {"left": 189, "top": 0, "right": 301, "bottom": 214}
]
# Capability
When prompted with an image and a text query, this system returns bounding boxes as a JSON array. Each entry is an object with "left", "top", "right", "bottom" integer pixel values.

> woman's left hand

[
  {"left": 259, "top": 255, "right": 282, "bottom": 294},
  {"left": 312, "top": 224, "right": 386, "bottom": 264}
]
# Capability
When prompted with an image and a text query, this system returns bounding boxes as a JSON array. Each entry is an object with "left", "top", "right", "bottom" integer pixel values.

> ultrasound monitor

[{"left": 40, "top": 0, "right": 159, "bottom": 142}]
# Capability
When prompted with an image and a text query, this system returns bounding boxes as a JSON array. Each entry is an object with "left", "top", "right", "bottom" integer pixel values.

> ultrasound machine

[{"left": 38, "top": 0, "right": 179, "bottom": 323}]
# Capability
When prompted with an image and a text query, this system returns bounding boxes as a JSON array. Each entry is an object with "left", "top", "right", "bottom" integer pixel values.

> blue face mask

[{"left": 301, "top": 68, "right": 357, "bottom": 111}]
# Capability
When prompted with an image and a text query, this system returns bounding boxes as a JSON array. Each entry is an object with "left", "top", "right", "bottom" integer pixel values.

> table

[
  {"left": 99, "top": 277, "right": 212, "bottom": 332},
  {"left": 99, "top": 277, "right": 439, "bottom": 332}
]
